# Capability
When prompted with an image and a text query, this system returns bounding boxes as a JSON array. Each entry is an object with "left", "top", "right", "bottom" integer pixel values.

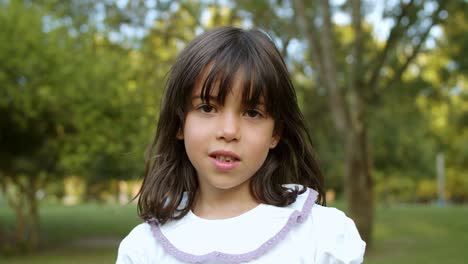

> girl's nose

[{"left": 216, "top": 112, "right": 241, "bottom": 142}]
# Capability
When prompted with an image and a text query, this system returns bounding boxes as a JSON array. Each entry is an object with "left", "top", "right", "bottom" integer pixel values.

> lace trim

[{"left": 148, "top": 188, "right": 318, "bottom": 264}]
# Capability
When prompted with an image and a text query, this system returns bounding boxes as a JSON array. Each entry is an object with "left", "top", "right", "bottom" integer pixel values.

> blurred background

[{"left": 0, "top": 0, "right": 467, "bottom": 263}]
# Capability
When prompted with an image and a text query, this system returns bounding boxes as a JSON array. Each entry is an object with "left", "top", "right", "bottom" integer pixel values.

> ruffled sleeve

[
  {"left": 116, "top": 223, "right": 155, "bottom": 264},
  {"left": 313, "top": 207, "right": 366, "bottom": 264},
  {"left": 116, "top": 249, "right": 145, "bottom": 264}
]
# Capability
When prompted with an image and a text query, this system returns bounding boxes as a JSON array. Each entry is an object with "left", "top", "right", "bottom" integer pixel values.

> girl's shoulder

[
  {"left": 307, "top": 198, "right": 367, "bottom": 263},
  {"left": 280, "top": 185, "right": 366, "bottom": 263},
  {"left": 117, "top": 222, "right": 160, "bottom": 263}
]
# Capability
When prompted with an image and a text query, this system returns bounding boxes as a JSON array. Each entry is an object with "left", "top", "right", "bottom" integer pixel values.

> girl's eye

[
  {"left": 245, "top": 109, "right": 263, "bottom": 118},
  {"left": 199, "top": 104, "right": 216, "bottom": 113}
]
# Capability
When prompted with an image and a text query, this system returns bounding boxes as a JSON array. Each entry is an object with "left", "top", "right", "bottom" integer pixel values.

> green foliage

[
  {"left": 442, "top": 1, "right": 468, "bottom": 74},
  {"left": 0, "top": 1, "right": 69, "bottom": 172},
  {"left": 416, "top": 179, "right": 438, "bottom": 202},
  {"left": 446, "top": 168, "right": 468, "bottom": 203},
  {"left": 374, "top": 172, "right": 417, "bottom": 203}
]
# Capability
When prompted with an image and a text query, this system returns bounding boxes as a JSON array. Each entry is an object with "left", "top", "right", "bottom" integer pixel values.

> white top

[{"left": 116, "top": 186, "right": 366, "bottom": 264}]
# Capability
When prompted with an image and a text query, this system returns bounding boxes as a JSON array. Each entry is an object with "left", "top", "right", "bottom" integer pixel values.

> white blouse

[{"left": 117, "top": 186, "right": 366, "bottom": 263}]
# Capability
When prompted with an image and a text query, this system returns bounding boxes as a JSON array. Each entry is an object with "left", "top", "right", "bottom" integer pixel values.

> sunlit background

[{"left": 1, "top": 0, "right": 467, "bottom": 263}]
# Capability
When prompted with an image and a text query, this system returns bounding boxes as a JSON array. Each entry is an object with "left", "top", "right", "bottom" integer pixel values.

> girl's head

[{"left": 138, "top": 26, "right": 325, "bottom": 224}]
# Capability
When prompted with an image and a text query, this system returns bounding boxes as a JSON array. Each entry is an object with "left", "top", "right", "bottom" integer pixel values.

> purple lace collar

[{"left": 147, "top": 187, "right": 318, "bottom": 263}]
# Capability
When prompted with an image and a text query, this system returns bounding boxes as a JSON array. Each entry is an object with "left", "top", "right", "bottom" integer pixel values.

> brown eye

[
  {"left": 245, "top": 109, "right": 263, "bottom": 118},
  {"left": 199, "top": 104, "right": 215, "bottom": 113}
]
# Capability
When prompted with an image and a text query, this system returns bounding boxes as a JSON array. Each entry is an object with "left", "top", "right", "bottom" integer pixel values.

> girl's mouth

[{"left": 209, "top": 150, "right": 240, "bottom": 171}]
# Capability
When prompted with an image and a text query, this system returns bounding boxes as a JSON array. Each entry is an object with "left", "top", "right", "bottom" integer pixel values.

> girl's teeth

[{"left": 217, "top": 156, "right": 232, "bottom": 162}]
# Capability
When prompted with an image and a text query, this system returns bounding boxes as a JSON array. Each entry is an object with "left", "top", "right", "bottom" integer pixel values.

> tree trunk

[
  {"left": 347, "top": 0, "right": 374, "bottom": 246},
  {"left": 293, "top": 0, "right": 375, "bottom": 245},
  {"left": 0, "top": 178, "right": 7, "bottom": 247},
  {"left": 318, "top": 1, "right": 374, "bottom": 244},
  {"left": 13, "top": 202, "right": 26, "bottom": 248},
  {"left": 27, "top": 177, "right": 40, "bottom": 251},
  {"left": 5, "top": 177, "right": 27, "bottom": 248},
  {"left": 3, "top": 175, "right": 41, "bottom": 252},
  {"left": 344, "top": 123, "right": 374, "bottom": 245}
]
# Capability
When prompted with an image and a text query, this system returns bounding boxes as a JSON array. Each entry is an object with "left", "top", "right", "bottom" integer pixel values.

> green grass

[
  {"left": 0, "top": 202, "right": 141, "bottom": 264},
  {"left": 367, "top": 204, "right": 468, "bottom": 264},
  {"left": 1, "top": 202, "right": 467, "bottom": 263}
]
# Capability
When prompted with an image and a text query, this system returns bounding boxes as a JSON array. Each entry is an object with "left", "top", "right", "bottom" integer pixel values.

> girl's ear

[
  {"left": 270, "top": 134, "right": 280, "bottom": 149},
  {"left": 270, "top": 123, "right": 283, "bottom": 149},
  {"left": 176, "top": 128, "right": 184, "bottom": 140}
]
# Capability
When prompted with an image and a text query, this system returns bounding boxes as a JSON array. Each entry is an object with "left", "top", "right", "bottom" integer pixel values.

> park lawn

[
  {"left": 1, "top": 202, "right": 467, "bottom": 263},
  {"left": 366, "top": 204, "right": 468, "bottom": 264},
  {"left": 0, "top": 202, "right": 140, "bottom": 264}
]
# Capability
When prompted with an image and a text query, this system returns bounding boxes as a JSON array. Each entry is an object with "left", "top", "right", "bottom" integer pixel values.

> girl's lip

[{"left": 208, "top": 150, "right": 241, "bottom": 161}]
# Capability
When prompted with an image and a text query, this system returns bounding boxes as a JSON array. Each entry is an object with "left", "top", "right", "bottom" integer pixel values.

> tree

[
  {"left": 0, "top": 0, "right": 145, "bottom": 250},
  {"left": 231, "top": 0, "right": 450, "bottom": 245},
  {"left": 290, "top": 0, "right": 448, "bottom": 245},
  {"left": 0, "top": 1, "right": 77, "bottom": 250},
  {"left": 0, "top": 0, "right": 206, "bottom": 252}
]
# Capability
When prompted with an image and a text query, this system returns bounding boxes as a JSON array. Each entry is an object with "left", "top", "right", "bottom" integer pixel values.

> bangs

[
  {"left": 199, "top": 61, "right": 263, "bottom": 109},
  {"left": 196, "top": 35, "right": 279, "bottom": 112}
]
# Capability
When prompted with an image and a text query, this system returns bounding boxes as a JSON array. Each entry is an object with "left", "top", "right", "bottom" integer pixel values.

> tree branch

[
  {"left": 350, "top": 0, "right": 363, "bottom": 92},
  {"left": 384, "top": 3, "right": 445, "bottom": 91},
  {"left": 348, "top": 0, "right": 366, "bottom": 133},
  {"left": 292, "top": 0, "right": 325, "bottom": 78},
  {"left": 319, "top": 0, "right": 350, "bottom": 134},
  {"left": 367, "top": 0, "right": 416, "bottom": 90},
  {"left": 281, "top": 36, "right": 291, "bottom": 59}
]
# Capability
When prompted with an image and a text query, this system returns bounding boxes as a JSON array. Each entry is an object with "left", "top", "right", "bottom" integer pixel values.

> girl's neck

[{"left": 192, "top": 185, "right": 259, "bottom": 220}]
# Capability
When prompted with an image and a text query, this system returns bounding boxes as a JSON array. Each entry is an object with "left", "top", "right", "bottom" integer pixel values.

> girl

[{"left": 117, "top": 26, "right": 365, "bottom": 264}]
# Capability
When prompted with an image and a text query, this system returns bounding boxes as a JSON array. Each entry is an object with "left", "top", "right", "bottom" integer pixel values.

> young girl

[{"left": 117, "top": 26, "right": 365, "bottom": 264}]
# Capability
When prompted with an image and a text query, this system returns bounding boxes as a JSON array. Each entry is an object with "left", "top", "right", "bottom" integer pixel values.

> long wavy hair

[{"left": 137, "top": 26, "right": 325, "bottom": 224}]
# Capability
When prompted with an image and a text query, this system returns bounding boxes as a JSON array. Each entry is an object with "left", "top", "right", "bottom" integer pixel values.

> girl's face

[{"left": 177, "top": 71, "right": 280, "bottom": 197}]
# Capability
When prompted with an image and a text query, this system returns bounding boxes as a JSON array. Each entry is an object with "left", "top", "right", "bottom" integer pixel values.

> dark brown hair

[{"left": 138, "top": 26, "right": 325, "bottom": 224}]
